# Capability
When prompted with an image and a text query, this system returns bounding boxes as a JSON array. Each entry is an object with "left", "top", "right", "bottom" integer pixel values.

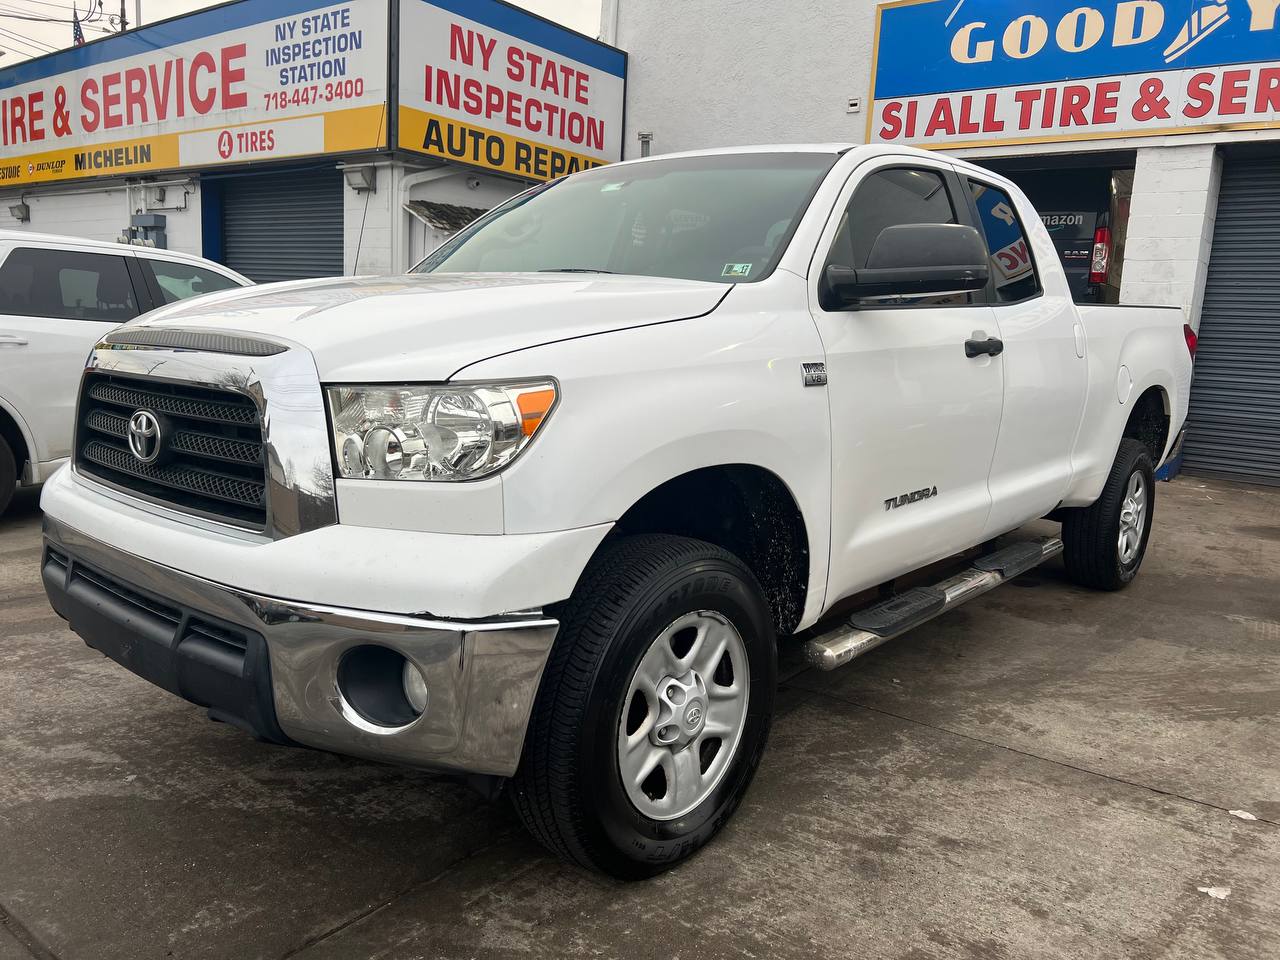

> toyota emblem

[{"left": 127, "top": 409, "right": 162, "bottom": 464}]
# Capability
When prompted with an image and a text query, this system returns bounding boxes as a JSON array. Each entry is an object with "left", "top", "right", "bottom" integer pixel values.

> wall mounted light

[
  {"left": 342, "top": 166, "right": 377, "bottom": 194},
  {"left": 8, "top": 202, "right": 30, "bottom": 223}
]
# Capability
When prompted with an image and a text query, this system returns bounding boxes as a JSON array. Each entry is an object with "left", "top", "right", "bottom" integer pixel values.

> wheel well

[
  {"left": 0, "top": 406, "right": 29, "bottom": 477},
  {"left": 1123, "top": 387, "right": 1170, "bottom": 464},
  {"left": 603, "top": 465, "right": 809, "bottom": 636}
]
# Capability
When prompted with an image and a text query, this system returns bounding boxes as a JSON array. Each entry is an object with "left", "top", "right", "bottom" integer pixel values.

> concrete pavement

[{"left": 1, "top": 477, "right": 1277, "bottom": 959}]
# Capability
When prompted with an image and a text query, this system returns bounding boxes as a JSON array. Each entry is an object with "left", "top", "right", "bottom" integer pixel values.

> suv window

[
  {"left": 968, "top": 180, "right": 1041, "bottom": 303},
  {"left": 0, "top": 247, "right": 140, "bottom": 322},
  {"left": 825, "top": 167, "right": 975, "bottom": 306},
  {"left": 143, "top": 259, "right": 242, "bottom": 304}
]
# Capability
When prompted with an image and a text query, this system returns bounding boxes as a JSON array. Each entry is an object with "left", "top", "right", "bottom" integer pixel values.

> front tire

[
  {"left": 1062, "top": 438, "right": 1155, "bottom": 590},
  {"left": 511, "top": 535, "right": 777, "bottom": 878},
  {"left": 0, "top": 435, "right": 16, "bottom": 516}
]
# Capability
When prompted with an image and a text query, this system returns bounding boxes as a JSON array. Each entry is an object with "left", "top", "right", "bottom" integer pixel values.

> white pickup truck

[{"left": 40, "top": 145, "right": 1194, "bottom": 878}]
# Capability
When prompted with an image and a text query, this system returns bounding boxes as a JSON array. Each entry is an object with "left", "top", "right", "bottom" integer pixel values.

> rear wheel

[
  {"left": 1062, "top": 438, "right": 1154, "bottom": 590},
  {"left": 511, "top": 535, "right": 776, "bottom": 878},
  {"left": 0, "top": 435, "right": 16, "bottom": 516}
]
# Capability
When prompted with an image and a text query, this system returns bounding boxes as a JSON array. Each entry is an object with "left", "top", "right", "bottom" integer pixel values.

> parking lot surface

[{"left": 1, "top": 477, "right": 1278, "bottom": 960}]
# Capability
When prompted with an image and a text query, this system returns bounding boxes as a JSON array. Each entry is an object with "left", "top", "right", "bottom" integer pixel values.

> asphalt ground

[{"left": 1, "top": 476, "right": 1277, "bottom": 959}]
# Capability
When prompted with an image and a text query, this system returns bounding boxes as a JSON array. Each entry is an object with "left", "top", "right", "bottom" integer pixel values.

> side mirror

[{"left": 822, "top": 222, "right": 990, "bottom": 308}]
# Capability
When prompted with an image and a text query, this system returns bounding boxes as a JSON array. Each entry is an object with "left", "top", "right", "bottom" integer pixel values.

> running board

[{"left": 804, "top": 537, "right": 1064, "bottom": 671}]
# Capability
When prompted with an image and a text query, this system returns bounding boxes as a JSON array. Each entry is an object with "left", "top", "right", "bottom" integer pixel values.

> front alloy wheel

[
  {"left": 618, "top": 610, "right": 750, "bottom": 821},
  {"left": 512, "top": 534, "right": 776, "bottom": 878}
]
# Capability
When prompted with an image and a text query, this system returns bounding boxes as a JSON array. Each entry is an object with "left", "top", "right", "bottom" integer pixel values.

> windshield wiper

[{"left": 537, "top": 267, "right": 615, "bottom": 274}]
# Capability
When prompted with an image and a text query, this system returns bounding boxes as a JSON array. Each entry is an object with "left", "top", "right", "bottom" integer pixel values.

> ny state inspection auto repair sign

[
  {"left": 0, "top": 0, "right": 624, "bottom": 188},
  {"left": 397, "top": 0, "right": 626, "bottom": 179},
  {"left": 0, "top": 0, "right": 388, "bottom": 186},
  {"left": 870, "top": 0, "right": 1280, "bottom": 147}
]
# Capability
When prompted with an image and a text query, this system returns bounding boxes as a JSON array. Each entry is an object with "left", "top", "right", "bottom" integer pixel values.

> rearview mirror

[{"left": 822, "top": 222, "right": 990, "bottom": 309}]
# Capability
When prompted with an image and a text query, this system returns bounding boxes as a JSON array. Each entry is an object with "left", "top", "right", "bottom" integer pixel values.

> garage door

[
  {"left": 222, "top": 169, "right": 344, "bottom": 283},
  {"left": 1182, "top": 158, "right": 1280, "bottom": 486}
]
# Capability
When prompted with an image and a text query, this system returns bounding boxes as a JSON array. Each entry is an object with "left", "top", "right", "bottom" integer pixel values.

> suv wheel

[
  {"left": 511, "top": 535, "right": 776, "bottom": 878},
  {"left": 1062, "top": 438, "right": 1155, "bottom": 590}
]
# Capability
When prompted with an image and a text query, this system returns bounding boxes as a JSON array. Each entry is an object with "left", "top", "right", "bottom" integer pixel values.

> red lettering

[
  {"left": 188, "top": 51, "right": 217, "bottom": 114},
  {"left": 1256, "top": 68, "right": 1280, "bottom": 113},
  {"left": 981, "top": 93, "right": 1005, "bottom": 132},
  {"left": 101, "top": 72, "right": 122, "bottom": 129},
  {"left": 880, "top": 101, "right": 903, "bottom": 140},
  {"left": 221, "top": 43, "right": 247, "bottom": 109},
  {"left": 924, "top": 98, "right": 957, "bottom": 137},
  {"left": 1183, "top": 72, "right": 1214, "bottom": 119},
  {"left": 958, "top": 95, "right": 980, "bottom": 134},
  {"left": 124, "top": 67, "right": 148, "bottom": 124},
  {"left": 1014, "top": 89, "right": 1041, "bottom": 129},
  {"left": 1220, "top": 69, "right": 1249, "bottom": 115},
  {"left": 1060, "top": 85, "right": 1089, "bottom": 127},
  {"left": 27, "top": 90, "right": 44, "bottom": 141},
  {"left": 147, "top": 61, "right": 173, "bottom": 120},
  {"left": 80, "top": 78, "right": 101, "bottom": 133},
  {"left": 1093, "top": 81, "right": 1119, "bottom": 124}
]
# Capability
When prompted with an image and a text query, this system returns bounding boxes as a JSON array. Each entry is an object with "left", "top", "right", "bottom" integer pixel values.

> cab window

[
  {"left": 967, "top": 180, "right": 1042, "bottom": 303},
  {"left": 825, "top": 167, "right": 976, "bottom": 307}
]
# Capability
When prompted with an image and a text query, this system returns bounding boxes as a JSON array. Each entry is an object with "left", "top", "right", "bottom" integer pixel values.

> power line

[{"left": 0, "top": 25, "right": 58, "bottom": 51}]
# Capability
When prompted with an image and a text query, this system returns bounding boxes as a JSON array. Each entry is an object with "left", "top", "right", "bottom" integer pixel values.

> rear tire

[
  {"left": 0, "top": 435, "right": 16, "bottom": 516},
  {"left": 1062, "top": 439, "right": 1154, "bottom": 591},
  {"left": 511, "top": 534, "right": 777, "bottom": 879}
]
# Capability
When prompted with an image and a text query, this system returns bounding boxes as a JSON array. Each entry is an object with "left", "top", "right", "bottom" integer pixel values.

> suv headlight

[{"left": 326, "top": 381, "right": 557, "bottom": 482}]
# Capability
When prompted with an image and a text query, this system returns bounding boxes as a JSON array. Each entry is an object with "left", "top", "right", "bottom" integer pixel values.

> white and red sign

[
  {"left": 396, "top": 0, "right": 626, "bottom": 179},
  {"left": 0, "top": 0, "right": 388, "bottom": 186}
]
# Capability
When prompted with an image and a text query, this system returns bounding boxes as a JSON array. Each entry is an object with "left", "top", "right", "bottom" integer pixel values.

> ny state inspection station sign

[
  {"left": 0, "top": 0, "right": 624, "bottom": 188},
  {"left": 870, "top": 0, "right": 1280, "bottom": 147}
]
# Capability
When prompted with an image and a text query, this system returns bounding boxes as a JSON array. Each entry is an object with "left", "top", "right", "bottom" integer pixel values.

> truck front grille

[{"left": 76, "top": 372, "right": 267, "bottom": 528}]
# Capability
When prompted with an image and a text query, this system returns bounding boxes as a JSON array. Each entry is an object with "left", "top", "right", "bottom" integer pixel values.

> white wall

[
  {"left": 0, "top": 180, "right": 204, "bottom": 256},
  {"left": 1119, "top": 144, "right": 1222, "bottom": 330}
]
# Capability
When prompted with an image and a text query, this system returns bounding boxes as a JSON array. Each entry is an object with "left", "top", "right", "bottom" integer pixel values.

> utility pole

[{"left": 118, "top": 0, "right": 127, "bottom": 31}]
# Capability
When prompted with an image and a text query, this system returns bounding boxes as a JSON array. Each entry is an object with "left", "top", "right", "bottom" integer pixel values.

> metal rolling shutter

[
  {"left": 1183, "top": 158, "right": 1280, "bottom": 486},
  {"left": 222, "top": 170, "right": 344, "bottom": 283}
]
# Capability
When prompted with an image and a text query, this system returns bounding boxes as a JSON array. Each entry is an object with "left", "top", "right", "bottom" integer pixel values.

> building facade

[
  {"left": 0, "top": 0, "right": 626, "bottom": 280},
  {"left": 608, "top": 0, "right": 1280, "bottom": 485}
]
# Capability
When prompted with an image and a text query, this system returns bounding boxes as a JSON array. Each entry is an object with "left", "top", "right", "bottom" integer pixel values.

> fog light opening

[
  {"left": 402, "top": 659, "right": 429, "bottom": 715},
  {"left": 336, "top": 645, "right": 424, "bottom": 730}
]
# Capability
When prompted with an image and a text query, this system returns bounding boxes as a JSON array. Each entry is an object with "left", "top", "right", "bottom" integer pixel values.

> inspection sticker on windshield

[{"left": 722, "top": 263, "right": 752, "bottom": 278}]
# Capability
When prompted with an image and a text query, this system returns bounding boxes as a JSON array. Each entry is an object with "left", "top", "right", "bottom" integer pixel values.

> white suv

[{"left": 0, "top": 232, "right": 250, "bottom": 513}]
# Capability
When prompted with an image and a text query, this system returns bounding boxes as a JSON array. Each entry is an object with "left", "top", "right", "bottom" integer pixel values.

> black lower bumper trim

[{"left": 42, "top": 543, "right": 291, "bottom": 745}]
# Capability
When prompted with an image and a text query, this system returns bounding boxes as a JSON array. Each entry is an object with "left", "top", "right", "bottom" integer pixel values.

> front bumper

[{"left": 42, "top": 517, "right": 559, "bottom": 777}]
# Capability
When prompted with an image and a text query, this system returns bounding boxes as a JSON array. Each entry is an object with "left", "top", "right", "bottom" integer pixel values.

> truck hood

[{"left": 130, "top": 273, "right": 730, "bottom": 381}]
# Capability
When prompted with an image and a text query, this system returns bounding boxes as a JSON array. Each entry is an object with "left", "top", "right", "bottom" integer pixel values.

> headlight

[{"left": 326, "top": 380, "right": 557, "bottom": 481}]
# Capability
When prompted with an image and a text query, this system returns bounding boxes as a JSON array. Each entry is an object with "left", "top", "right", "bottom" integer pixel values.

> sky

[{"left": 0, "top": 0, "right": 602, "bottom": 64}]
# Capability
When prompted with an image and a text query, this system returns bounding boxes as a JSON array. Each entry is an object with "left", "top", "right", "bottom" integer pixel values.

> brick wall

[{"left": 1115, "top": 145, "right": 1221, "bottom": 330}]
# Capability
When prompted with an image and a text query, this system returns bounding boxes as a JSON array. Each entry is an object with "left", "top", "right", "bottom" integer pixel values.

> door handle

[
  {"left": 964, "top": 337, "right": 1003, "bottom": 358},
  {"left": 0, "top": 335, "right": 29, "bottom": 347}
]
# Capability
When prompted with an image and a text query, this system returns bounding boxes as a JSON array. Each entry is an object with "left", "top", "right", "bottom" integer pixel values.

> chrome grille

[{"left": 76, "top": 372, "right": 267, "bottom": 528}]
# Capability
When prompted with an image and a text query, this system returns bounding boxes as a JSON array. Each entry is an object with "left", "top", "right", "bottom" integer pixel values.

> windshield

[{"left": 414, "top": 152, "right": 839, "bottom": 284}]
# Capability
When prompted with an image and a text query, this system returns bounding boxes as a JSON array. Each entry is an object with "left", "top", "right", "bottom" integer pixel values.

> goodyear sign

[
  {"left": 0, "top": 0, "right": 388, "bottom": 187},
  {"left": 397, "top": 0, "right": 626, "bottom": 179},
  {"left": 870, "top": 0, "right": 1280, "bottom": 147}
]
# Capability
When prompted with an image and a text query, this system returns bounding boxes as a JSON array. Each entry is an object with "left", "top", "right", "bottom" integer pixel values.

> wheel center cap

[
  {"left": 650, "top": 670, "right": 708, "bottom": 748},
  {"left": 684, "top": 701, "right": 704, "bottom": 732}
]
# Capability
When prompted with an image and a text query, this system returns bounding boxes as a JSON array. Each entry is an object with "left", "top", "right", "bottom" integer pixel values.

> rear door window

[
  {"left": 0, "top": 247, "right": 141, "bottom": 322},
  {"left": 142, "top": 259, "right": 243, "bottom": 304},
  {"left": 967, "top": 181, "right": 1042, "bottom": 304}
]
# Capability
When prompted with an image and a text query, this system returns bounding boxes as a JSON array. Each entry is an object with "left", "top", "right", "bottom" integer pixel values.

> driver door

[{"left": 808, "top": 157, "right": 1004, "bottom": 608}]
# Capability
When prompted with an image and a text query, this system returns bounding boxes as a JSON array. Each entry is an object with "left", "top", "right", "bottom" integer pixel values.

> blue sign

[{"left": 874, "top": 0, "right": 1280, "bottom": 99}]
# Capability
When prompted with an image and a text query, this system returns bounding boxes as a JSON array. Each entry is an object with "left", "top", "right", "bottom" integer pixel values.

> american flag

[{"left": 72, "top": 10, "right": 85, "bottom": 46}]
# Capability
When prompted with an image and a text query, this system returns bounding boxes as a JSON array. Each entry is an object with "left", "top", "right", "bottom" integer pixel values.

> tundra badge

[{"left": 802, "top": 362, "right": 827, "bottom": 387}]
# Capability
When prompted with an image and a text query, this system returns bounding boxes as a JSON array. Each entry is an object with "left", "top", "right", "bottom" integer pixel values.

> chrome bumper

[{"left": 43, "top": 517, "right": 559, "bottom": 777}]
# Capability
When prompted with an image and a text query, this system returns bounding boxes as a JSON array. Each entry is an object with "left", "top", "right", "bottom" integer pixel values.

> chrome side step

[{"left": 804, "top": 536, "right": 1064, "bottom": 671}]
